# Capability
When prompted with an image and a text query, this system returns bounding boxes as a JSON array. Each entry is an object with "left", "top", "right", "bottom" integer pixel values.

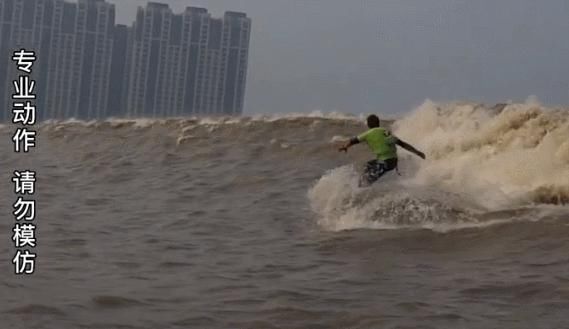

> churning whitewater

[
  {"left": 309, "top": 100, "right": 569, "bottom": 232},
  {"left": 1, "top": 100, "right": 568, "bottom": 329}
]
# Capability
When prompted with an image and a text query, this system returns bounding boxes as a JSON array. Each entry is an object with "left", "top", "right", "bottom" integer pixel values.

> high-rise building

[
  {"left": 107, "top": 23, "right": 130, "bottom": 117},
  {"left": 50, "top": 0, "right": 115, "bottom": 119},
  {"left": 0, "top": 0, "right": 251, "bottom": 120},
  {"left": 0, "top": 0, "right": 115, "bottom": 120},
  {"left": 0, "top": 0, "right": 59, "bottom": 121},
  {"left": 126, "top": 3, "right": 251, "bottom": 117},
  {"left": 75, "top": 0, "right": 114, "bottom": 119},
  {"left": 221, "top": 11, "right": 251, "bottom": 115}
]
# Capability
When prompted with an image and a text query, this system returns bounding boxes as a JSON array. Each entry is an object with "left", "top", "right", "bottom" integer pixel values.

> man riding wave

[{"left": 338, "top": 114, "right": 426, "bottom": 186}]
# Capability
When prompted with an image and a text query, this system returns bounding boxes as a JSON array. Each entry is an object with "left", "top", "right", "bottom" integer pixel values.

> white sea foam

[
  {"left": 393, "top": 100, "right": 569, "bottom": 208},
  {"left": 309, "top": 100, "right": 569, "bottom": 232},
  {"left": 307, "top": 165, "right": 485, "bottom": 233}
]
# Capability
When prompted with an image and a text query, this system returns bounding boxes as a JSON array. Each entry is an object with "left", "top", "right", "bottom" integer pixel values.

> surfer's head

[{"left": 366, "top": 115, "right": 380, "bottom": 128}]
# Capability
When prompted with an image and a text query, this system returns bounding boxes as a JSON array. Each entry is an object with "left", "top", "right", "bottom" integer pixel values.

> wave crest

[
  {"left": 308, "top": 100, "right": 568, "bottom": 232},
  {"left": 393, "top": 100, "right": 569, "bottom": 208}
]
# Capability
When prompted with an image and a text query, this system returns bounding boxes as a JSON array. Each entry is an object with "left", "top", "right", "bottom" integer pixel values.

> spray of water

[{"left": 308, "top": 100, "right": 569, "bottom": 232}]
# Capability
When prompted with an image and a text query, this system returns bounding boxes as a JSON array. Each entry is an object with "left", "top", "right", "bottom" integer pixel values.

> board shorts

[{"left": 360, "top": 158, "right": 398, "bottom": 186}]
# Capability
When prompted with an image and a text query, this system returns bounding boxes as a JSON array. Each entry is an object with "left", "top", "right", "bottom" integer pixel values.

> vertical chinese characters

[{"left": 11, "top": 50, "right": 38, "bottom": 275}]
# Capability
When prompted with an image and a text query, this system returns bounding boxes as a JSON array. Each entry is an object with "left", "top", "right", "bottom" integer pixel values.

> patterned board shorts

[{"left": 360, "top": 158, "right": 398, "bottom": 186}]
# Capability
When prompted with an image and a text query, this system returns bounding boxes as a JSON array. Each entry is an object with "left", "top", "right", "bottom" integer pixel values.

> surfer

[{"left": 338, "top": 114, "right": 426, "bottom": 186}]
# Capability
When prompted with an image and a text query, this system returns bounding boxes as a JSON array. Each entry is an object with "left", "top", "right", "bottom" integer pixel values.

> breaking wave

[
  {"left": 308, "top": 100, "right": 569, "bottom": 232},
  {"left": 3, "top": 99, "right": 567, "bottom": 232},
  {"left": 395, "top": 100, "right": 569, "bottom": 207}
]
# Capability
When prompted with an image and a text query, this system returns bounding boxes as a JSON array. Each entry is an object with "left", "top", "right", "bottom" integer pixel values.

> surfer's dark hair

[{"left": 366, "top": 115, "right": 380, "bottom": 128}]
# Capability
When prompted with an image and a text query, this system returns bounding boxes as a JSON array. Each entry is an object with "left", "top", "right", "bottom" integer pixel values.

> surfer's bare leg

[
  {"left": 361, "top": 160, "right": 383, "bottom": 186},
  {"left": 358, "top": 174, "right": 371, "bottom": 187}
]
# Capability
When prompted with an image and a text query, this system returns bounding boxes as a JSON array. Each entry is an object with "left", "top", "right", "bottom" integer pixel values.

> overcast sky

[{"left": 109, "top": 0, "right": 569, "bottom": 115}]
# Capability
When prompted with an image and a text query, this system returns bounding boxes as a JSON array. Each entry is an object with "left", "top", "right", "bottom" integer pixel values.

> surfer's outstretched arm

[
  {"left": 338, "top": 137, "right": 360, "bottom": 153},
  {"left": 396, "top": 138, "right": 426, "bottom": 159}
]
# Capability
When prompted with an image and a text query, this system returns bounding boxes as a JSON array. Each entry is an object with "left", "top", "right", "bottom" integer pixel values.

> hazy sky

[{"left": 109, "top": 0, "right": 569, "bottom": 115}]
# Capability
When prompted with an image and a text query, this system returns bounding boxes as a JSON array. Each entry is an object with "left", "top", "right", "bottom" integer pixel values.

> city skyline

[
  {"left": 126, "top": 3, "right": 250, "bottom": 117},
  {"left": 2, "top": 1, "right": 568, "bottom": 119},
  {"left": 111, "top": 0, "right": 569, "bottom": 115},
  {"left": 0, "top": 0, "right": 251, "bottom": 121}
]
